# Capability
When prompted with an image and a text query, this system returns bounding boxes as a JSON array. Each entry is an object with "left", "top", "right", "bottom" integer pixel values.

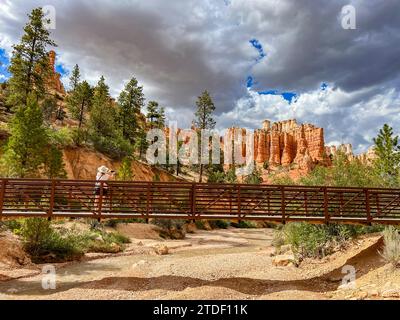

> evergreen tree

[
  {"left": 2, "top": 94, "right": 48, "bottom": 177},
  {"left": 66, "top": 80, "right": 92, "bottom": 129},
  {"left": 43, "top": 145, "right": 67, "bottom": 179},
  {"left": 244, "top": 165, "right": 263, "bottom": 184},
  {"left": 89, "top": 76, "right": 116, "bottom": 137},
  {"left": 373, "top": 124, "right": 400, "bottom": 184},
  {"left": 117, "top": 77, "right": 144, "bottom": 143},
  {"left": 146, "top": 101, "right": 165, "bottom": 129},
  {"left": 193, "top": 90, "right": 216, "bottom": 183},
  {"left": 69, "top": 64, "right": 80, "bottom": 92},
  {"left": 41, "top": 96, "right": 58, "bottom": 124},
  {"left": 7, "top": 8, "right": 56, "bottom": 108},
  {"left": 117, "top": 157, "right": 134, "bottom": 181}
]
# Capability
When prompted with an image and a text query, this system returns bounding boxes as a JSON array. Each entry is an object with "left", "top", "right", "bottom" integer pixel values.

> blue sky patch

[
  {"left": 321, "top": 82, "right": 328, "bottom": 91},
  {"left": 56, "top": 63, "right": 68, "bottom": 77},
  {"left": 258, "top": 89, "right": 298, "bottom": 103},
  {"left": 249, "top": 38, "right": 266, "bottom": 62},
  {"left": 0, "top": 48, "right": 10, "bottom": 82}
]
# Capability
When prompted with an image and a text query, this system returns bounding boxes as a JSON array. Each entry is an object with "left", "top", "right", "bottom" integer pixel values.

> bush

[
  {"left": 20, "top": 218, "right": 85, "bottom": 263},
  {"left": 380, "top": 226, "right": 400, "bottom": 267},
  {"left": 152, "top": 219, "right": 186, "bottom": 239},
  {"left": 209, "top": 220, "right": 230, "bottom": 229},
  {"left": 104, "top": 218, "right": 147, "bottom": 228},
  {"left": 231, "top": 220, "right": 257, "bottom": 229},
  {"left": 19, "top": 218, "right": 131, "bottom": 262},
  {"left": 281, "top": 223, "right": 384, "bottom": 259},
  {"left": 91, "top": 134, "right": 133, "bottom": 160}
]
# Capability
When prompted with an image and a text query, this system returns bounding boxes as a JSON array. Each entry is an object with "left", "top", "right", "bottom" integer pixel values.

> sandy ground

[{"left": 0, "top": 225, "right": 398, "bottom": 300}]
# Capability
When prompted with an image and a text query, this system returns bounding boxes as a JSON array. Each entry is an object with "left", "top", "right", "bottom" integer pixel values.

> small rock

[
  {"left": 357, "top": 291, "right": 368, "bottom": 299},
  {"left": 279, "top": 244, "right": 292, "bottom": 254},
  {"left": 382, "top": 289, "right": 400, "bottom": 298},
  {"left": 154, "top": 245, "right": 169, "bottom": 255},
  {"left": 368, "top": 290, "right": 379, "bottom": 297},
  {"left": 272, "top": 254, "right": 295, "bottom": 267},
  {"left": 137, "top": 241, "right": 143, "bottom": 246},
  {"left": 185, "top": 223, "right": 197, "bottom": 234}
]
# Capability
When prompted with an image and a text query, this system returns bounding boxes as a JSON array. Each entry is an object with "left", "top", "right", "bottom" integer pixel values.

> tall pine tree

[
  {"left": 117, "top": 77, "right": 144, "bottom": 143},
  {"left": 69, "top": 64, "right": 81, "bottom": 92},
  {"left": 66, "top": 80, "right": 93, "bottom": 129},
  {"left": 89, "top": 76, "right": 116, "bottom": 137},
  {"left": 2, "top": 94, "right": 49, "bottom": 177},
  {"left": 373, "top": 124, "right": 400, "bottom": 184},
  {"left": 7, "top": 8, "right": 56, "bottom": 108},
  {"left": 193, "top": 90, "right": 216, "bottom": 183}
]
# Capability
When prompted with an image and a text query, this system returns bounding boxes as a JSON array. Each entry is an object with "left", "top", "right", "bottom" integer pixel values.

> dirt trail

[{"left": 0, "top": 228, "right": 395, "bottom": 300}]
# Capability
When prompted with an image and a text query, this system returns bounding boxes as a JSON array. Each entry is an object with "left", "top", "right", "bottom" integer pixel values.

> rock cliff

[
  {"left": 46, "top": 50, "right": 65, "bottom": 95},
  {"left": 226, "top": 119, "right": 329, "bottom": 172}
]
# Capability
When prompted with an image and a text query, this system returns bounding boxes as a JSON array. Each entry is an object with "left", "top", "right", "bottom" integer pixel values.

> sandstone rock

[
  {"left": 47, "top": 50, "right": 65, "bottom": 95},
  {"left": 278, "top": 244, "right": 292, "bottom": 254},
  {"left": 185, "top": 223, "right": 197, "bottom": 234},
  {"left": 368, "top": 290, "right": 379, "bottom": 297},
  {"left": 381, "top": 289, "right": 400, "bottom": 298},
  {"left": 272, "top": 254, "right": 295, "bottom": 267},
  {"left": 154, "top": 245, "right": 169, "bottom": 255}
]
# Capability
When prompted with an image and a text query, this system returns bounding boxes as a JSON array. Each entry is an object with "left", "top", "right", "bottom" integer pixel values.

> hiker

[{"left": 94, "top": 165, "right": 115, "bottom": 211}]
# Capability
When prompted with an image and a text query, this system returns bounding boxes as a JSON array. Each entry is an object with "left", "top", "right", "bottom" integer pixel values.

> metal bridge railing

[{"left": 0, "top": 179, "right": 399, "bottom": 225}]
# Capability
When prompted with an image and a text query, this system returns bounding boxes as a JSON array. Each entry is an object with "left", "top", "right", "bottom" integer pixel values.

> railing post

[
  {"left": 0, "top": 180, "right": 6, "bottom": 220},
  {"left": 323, "top": 187, "right": 329, "bottom": 224},
  {"left": 146, "top": 182, "right": 151, "bottom": 223},
  {"left": 190, "top": 183, "right": 196, "bottom": 223},
  {"left": 97, "top": 181, "right": 104, "bottom": 222},
  {"left": 48, "top": 180, "right": 56, "bottom": 221},
  {"left": 238, "top": 184, "right": 242, "bottom": 222},
  {"left": 281, "top": 186, "right": 286, "bottom": 224},
  {"left": 365, "top": 188, "right": 372, "bottom": 224}
]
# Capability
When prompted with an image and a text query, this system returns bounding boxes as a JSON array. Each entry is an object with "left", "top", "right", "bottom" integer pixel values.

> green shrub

[
  {"left": 231, "top": 220, "right": 257, "bottom": 229},
  {"left": 380, "top": 226, "right": 400, "bottom": 267},
  {"left": 20, "top": 218, "right": 85, "bottom": 263},
  {"left": 152, "top": 219, "right": 186, "bottom": 239},
  {"left": 3, "top": 219, "right": 23, "bottom": 233},
  {"left": 195, "top": 220, "right": 206, "bottom": 230},
  {"left": 209, "top": 220, "right": 230, "bottom": 229},
  {"left": 104, "top": 218, "right": 146, "bottom": 228},
  {"left": 91, "top": 134, "right": 133, "bottom": 160}
]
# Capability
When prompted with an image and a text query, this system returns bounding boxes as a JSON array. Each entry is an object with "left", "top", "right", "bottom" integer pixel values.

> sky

[{"left": 0, "top": 0, "right": 400, "bottom": 154}]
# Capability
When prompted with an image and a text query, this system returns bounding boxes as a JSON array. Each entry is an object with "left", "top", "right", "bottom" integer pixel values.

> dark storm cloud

[{"left": 0, "top": 0, "right": 400, "bottom": 150}]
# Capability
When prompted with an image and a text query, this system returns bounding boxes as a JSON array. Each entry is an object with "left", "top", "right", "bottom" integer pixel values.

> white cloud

[{"left": 217, "top": 85, "right": 400, "bottom": 154}]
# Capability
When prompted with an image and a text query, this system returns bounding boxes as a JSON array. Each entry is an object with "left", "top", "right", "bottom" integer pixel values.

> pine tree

[
  {"left": 117, "top": 157, "right": 134, "bottom": 181},
  {"left": 146, "top": 101, "right": 165, "bottom": 129},
  {"left": 193, "top": 90, "right": 216, "bottom": 182},
  {"left": 7, "top": 8, "right": 56, "bottom": 108},
  {"left": 66, "top": 80, "right": 92, "bottom": 129},
  {"left": 43, "top": 145, "right": 67, "bottom": 179},
  {"left": 373, "top": 124, "right": 400, "bottom": 184},
  {"left": 69, "top": 64, "right": 80, "bottom": 92},
  {"left": 2, "top": 94, "right": 49, "bottom": 177},
  {"left": 117, "top": 77, "right": 144, "bottom": 143},
  {"left": 89, "top": 76, "right": 116, "bottom": 137}
]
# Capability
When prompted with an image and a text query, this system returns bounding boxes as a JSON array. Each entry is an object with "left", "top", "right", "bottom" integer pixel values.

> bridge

[{"left": 0, "top": 179, "right": 399, "bottom": 225}]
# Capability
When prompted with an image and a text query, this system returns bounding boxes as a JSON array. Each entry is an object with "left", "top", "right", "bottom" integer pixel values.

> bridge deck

[{"left": 0, "top": 179, "right": 399, "bottom": 225}]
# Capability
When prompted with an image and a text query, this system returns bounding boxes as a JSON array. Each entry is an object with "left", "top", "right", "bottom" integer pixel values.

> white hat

[{"left": 98, "top": 165, "right": 109, "bottom": 174}]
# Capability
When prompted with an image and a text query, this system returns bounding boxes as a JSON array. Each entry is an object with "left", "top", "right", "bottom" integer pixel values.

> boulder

[{"left": 272, "top": 254, "right": 295, "bottom": 267}]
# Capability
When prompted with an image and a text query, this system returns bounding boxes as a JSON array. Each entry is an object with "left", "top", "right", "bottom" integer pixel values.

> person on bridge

[{"left": 94, "top": 165, "right": 115, "bottom": 211}]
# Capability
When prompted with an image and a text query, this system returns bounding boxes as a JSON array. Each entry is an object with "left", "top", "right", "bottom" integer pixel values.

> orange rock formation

[{"left": 226, "top": 119, "right": 329, "bottom": 172}]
